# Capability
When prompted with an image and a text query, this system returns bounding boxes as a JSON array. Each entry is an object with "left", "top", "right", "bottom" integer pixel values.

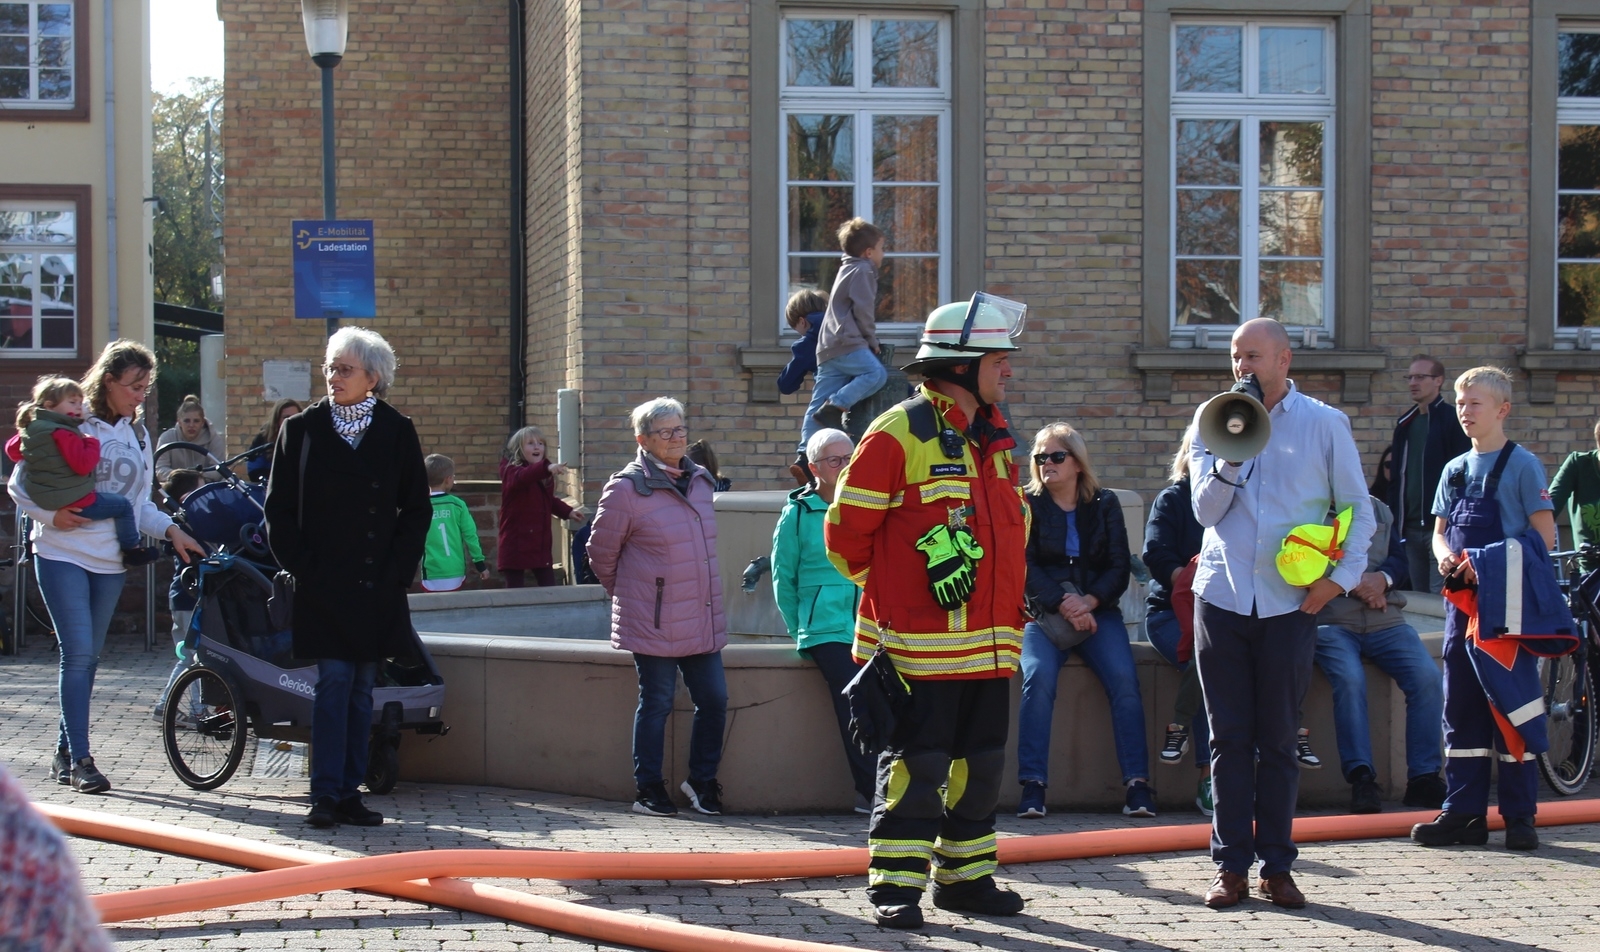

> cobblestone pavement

[{"left": 4, "top": 632, "right": 1599, "bottom": 951}]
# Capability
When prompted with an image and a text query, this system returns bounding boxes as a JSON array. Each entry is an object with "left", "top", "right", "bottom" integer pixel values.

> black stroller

[{"left": 155, "top": 442, "right": 447, "bottom": 792}]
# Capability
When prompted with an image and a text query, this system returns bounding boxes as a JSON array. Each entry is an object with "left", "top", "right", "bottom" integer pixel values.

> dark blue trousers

[
  {"left": 1195, "top": 599, "right": 1316, "bottom": 878},
  {"left": 1440, "top": 609, "right": 1540, "bottom": 818}
]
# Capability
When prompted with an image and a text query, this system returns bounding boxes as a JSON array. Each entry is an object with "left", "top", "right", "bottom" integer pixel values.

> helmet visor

[{"left": 959, "top": 292, "right": 1027, "bottom": 347}]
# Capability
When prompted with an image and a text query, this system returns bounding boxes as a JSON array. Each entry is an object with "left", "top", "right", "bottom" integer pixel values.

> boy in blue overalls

[{"left": 1412, "top": 367, "right": 1556, "bottom": 851}]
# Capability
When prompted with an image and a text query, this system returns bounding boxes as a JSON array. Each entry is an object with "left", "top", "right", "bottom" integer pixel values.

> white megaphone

[{"left": 1197, "top": 374, "right": 1271, "bottom": 463}]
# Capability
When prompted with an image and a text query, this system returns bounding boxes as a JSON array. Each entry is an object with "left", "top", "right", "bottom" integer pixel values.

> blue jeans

[
  {"left": 1314, "top": 622, "right": 1444, "bottom": 782},
  {"left": 35, "top": 558, "right": 126, "bottom": 762},
  {"left": 1144, "top": 608, "right": 1210, "bottom": 768},
  {"left": 801, "top": 348, "right": 887, "bottom": 445},
  {"left": 310, "top": 659, "right": 378, "bottom": 801},
  {"left": 1017, "top": 614, "right": 1150, "bottom": 785},
  {"left": 632, "top": 651, "right": 727, "bottom": 788},
  {"left": 74, "top": 493, "right": 141, "bottom": 551}
]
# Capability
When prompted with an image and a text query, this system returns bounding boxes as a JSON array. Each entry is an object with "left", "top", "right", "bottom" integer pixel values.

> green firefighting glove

[{"left": 915, "top": 524, "right": 983, "bottom": 610}]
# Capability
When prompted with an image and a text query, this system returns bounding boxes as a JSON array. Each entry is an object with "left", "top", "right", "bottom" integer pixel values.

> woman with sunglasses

[
  {"left": 1015, "top": 423, "right": 1154, "bottom": 819},
  {"left": 770, "top": 427, "right": 873, "bottom": 813}
]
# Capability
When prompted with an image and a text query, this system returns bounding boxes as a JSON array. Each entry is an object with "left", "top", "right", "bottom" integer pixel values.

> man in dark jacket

[{"left": 1388, "top": 356, "right": 1470, "bottom": 593}]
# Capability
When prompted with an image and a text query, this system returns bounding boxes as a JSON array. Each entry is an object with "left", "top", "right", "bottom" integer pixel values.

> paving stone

[{"left": 4, "top": 635, "right": 1599, "bottom": 952}]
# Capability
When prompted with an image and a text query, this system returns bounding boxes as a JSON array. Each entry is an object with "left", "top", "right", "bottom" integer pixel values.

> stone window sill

[
  {"left": 1517, "top": 350, "right": 1600, "bottom": 403},
  {"left": 1131, "top": 347, "right": 1389, "bottom": 403},
  {"left": 739, "top": 339, "right": 920, "bottom": 402}
]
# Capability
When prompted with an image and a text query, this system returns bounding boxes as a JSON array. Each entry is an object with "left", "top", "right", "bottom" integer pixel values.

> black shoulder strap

[
  {"left": 1484, "top": 441, "right": 1518, "bottom": 498},
  {"left": 901, "top": 393, "right": 940, "bottom": 444}
]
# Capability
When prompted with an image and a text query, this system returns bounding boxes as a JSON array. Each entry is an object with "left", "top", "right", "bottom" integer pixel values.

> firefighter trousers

[
  {"left": 1441, "top": 616, "right": 1540, "bottom": 818},
  {"left": 867, "top": 677, "right": 1010, "bottom": 905}
]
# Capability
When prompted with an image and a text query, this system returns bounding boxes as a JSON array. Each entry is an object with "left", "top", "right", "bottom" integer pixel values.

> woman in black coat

[{"left": 264, "top": 327, "right": 429, "bottom": 829}]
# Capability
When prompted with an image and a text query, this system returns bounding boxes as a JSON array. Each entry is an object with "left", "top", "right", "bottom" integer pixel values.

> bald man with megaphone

[{"left": 1187, "top": 318, "right": 1374, "bottom": 912}]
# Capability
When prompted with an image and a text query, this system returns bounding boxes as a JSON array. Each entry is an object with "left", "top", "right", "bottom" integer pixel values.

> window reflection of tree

[
  {"left": 1560, "top": 33, "right": 1600, "bottom": 99},
  {"left": 1559, "top": 123, "right": 1600, "bottom": 327},
  {"left": 872, "top": 21, "right": 937, "bottom": 87},
  {"left": 1175, "top": 26, "right": 1242, "bottom": 94},
  {"left": 1176, "top": 120, "right": 1241, "bottom": 325},
  {"left": 788, "top": 20, "right": 852, "bottom": 87}
]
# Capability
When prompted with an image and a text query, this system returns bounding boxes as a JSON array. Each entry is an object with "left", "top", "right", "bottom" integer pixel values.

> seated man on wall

[{"left": 1313, "top": 495, "right": 1446, "bottom": 814}]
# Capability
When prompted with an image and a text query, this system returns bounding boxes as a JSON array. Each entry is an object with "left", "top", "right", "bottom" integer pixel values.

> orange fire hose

[{"left": 41, "top": 799, "right": 1600, "bottom": 951}]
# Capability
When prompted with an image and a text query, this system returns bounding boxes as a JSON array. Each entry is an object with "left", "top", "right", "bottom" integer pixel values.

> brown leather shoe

[
  {"left": 1257, "top": 871, "right": 1306, "bottom": 909},
  {"left": 1203, "top": 870, "right": 1248, "bottom": 909}
]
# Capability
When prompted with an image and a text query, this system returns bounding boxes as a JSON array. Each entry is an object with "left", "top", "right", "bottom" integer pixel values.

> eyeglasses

[
  {"left": 1033, "top": 451, "right": 1071, "bottom": 466},
  {"left": 813, "top": 454, "right": 851, "bottom": 469},
  {"left": 323, "top": 362, "right": 362, "bottom": 379},
  {"left": 647, "top": 425, "right": 689, "bottom": 440},
  {"left": 1403, "top": 374, "right": 1441, "bottom": 382}
]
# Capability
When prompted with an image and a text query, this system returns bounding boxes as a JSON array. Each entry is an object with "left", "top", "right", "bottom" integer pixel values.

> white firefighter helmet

[{"left": 902, "top": 292, "right": 1027, "bottom": 374}]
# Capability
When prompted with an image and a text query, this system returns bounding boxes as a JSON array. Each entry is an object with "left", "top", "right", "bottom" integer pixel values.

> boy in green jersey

[{"left": 421, "top": 454, "right": 488, "bottom": 592}]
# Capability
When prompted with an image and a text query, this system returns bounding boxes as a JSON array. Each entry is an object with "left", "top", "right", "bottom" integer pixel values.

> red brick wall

[
  {"left": 218, "top": 1, "right": 513, "bottom": 481},
  {"left": 218, "top": 1, "right": 1600, "bottom": 522}
]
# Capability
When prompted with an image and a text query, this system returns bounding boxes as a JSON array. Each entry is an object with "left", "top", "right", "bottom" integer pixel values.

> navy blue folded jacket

[{"left": 1448, "top": 528, "right": 1580, "bottom": 758}]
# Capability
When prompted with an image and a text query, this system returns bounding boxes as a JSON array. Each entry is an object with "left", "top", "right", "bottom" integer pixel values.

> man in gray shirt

[{"left": 1189, "top": 318, "right": 1373, "bottom": 910}]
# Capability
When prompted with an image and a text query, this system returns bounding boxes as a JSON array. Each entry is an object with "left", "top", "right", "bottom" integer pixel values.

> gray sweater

[{"left": 816, "top": 255, "right": 880, "bottom": 365}]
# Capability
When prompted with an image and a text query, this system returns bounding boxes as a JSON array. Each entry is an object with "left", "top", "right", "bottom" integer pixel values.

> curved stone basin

[{"left": 399, "top": 586, "right": 1449, "bottom": 813}]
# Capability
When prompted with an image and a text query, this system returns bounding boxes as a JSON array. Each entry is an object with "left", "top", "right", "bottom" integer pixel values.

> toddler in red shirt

[{"left": 7, "top": 377, "right": 160, "bottom": 565}]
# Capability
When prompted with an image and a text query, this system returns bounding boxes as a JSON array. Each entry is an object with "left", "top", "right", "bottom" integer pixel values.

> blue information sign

[{"left": 292, "top": 220, "right": 376, "bottom": 319}]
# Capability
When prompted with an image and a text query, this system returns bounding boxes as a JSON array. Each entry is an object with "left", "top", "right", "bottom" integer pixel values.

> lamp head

[{"left": 301, "top": 0, "right": 349, "bottom": 61}]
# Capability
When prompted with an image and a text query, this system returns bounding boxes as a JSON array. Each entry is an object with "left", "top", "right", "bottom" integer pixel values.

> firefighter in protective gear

[{"left": 825, "top": 293, "right": 1031, "bottom": 929}]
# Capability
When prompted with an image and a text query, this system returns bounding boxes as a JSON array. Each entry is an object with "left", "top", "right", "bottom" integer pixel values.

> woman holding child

[
  {"left": 1015, "top": 422, "right": 1155, "bottom": 819},
  {"left": 8, "top": 342, "right": 206, "bottom": 794},
  {"left": 264, "top": 327, "right": 430, "bottom": 829}
]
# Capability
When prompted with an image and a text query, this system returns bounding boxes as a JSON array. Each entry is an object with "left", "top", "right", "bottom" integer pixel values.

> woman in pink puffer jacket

[{"left": 586, "top": 397, "right": 728, "bottom": 819}]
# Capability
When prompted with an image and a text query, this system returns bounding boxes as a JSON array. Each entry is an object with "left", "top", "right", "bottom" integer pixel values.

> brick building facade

[{"left": 219, "top": 0, "right": 1600, "bottom": 526}]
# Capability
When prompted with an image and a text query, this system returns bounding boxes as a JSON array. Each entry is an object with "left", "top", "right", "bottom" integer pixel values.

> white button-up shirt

[{"left": 1189, "top": 380, "right": 1374, "bottom": 619}]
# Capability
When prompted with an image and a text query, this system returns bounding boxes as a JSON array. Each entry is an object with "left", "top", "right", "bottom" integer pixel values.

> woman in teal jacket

[{"left": 772, "top": 427, "right": 873, "bottom": 812}]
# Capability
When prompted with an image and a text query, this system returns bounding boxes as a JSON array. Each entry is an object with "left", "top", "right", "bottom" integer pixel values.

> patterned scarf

[
  {"left": 646, "top": 452, "right": 684, "bottom": 480},
  {"left": 330, "top": 396, "right": 377, "bottom": 446}
]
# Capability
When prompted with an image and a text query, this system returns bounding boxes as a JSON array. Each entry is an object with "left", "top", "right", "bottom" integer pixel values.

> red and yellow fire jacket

[{"left": 824, "top": 384, "right": 1030, "bottom": 680}]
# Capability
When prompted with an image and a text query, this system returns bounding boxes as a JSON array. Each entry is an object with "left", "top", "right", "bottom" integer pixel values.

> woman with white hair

[
  {"left": 264, "top": 327, "right": 430, "bottom": 829},
  {"left": 586, "top": 396, "right": 728, "bottom": 817},
  {"left": 770, "top": 427, "right": 874, "bottom": 812}
]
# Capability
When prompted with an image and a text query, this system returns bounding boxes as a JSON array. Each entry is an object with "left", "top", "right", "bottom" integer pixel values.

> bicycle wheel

[
  {"left": 163, "top": 666, "right": 248, "bottom": 790},
  {"left": 1538, "top": 653, "right": 1596, "bottom": 796}
]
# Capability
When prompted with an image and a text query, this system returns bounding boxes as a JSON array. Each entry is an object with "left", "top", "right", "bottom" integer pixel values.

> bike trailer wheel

[
  {"left": 1538, "top": 654, "right": 1596, "bottom": 796},
  {"left": 364, "top": 734, "right": 401, "bottom": 795},
  {"left": 163, "top": 666, "right": 249, "bottom": 790}
]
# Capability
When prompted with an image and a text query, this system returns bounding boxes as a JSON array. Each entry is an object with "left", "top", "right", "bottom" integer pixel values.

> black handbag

[
  {"left": 266, "top": 431, "right": 309, "bottom": 631},
  {"left": 843, "top": 645, "right": 912, "bottom": 757}
]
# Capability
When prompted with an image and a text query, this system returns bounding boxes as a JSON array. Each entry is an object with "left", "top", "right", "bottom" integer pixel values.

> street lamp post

[{"left": 301, "top": 0, "right": 349, "bottom": 338}]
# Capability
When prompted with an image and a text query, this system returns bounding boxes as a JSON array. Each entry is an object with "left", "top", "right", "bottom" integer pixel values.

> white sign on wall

[{"left": 262, "top": 359, "right": 312, "bottom": 402}]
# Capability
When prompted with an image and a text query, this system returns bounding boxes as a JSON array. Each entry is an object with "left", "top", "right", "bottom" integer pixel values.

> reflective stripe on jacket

[{"left": 824, "top": 384, "right": 1029, "bottom": 680}]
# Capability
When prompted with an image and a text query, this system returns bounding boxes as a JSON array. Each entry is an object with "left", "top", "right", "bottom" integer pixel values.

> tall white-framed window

[
  {"left": 779, "top": 11, "right": 950, "bottom": 333},
  {"left": 1558, "top": 27, "right": 1600, "bottom": 333},
  {"left": 1170, "top": 20, "right": 1335, "bottom": 344},
  {"left": 0, "top": 2, "right": 75, "bottom": 106},
  {"left": 0, "top": 201, "right": 78, "bottom": 354}
]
